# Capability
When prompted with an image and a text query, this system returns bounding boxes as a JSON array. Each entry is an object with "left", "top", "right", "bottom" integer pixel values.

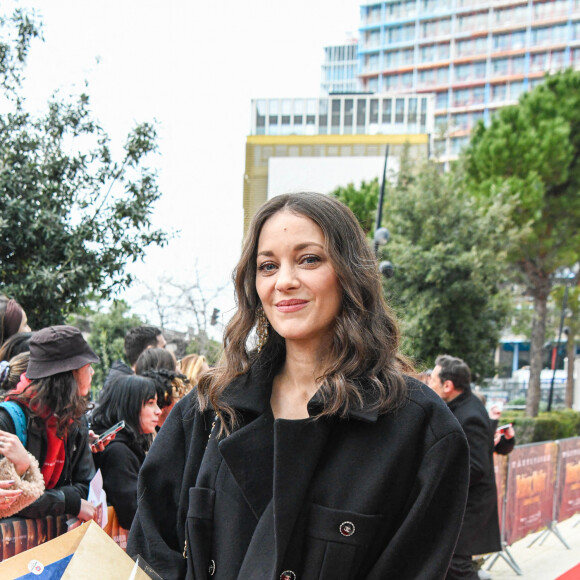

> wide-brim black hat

[{"left": 26, "top": 325, "right": 100, "bottom": 380}]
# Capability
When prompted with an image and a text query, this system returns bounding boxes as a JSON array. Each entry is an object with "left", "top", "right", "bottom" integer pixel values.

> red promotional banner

[
  {"left": 504, "top": 442, "right": 558, "bottom": 545},
  {"left": 493, "top": 453, "right": 508, "bottom": 539},
  {"left": 556, "top": 437, "right": 580, "bottom": 522}
]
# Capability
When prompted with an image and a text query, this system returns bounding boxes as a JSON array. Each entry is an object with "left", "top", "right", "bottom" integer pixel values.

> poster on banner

[
  {"left": 504, "top": 442, "right": 558, "bottom": 545},
  {"left": 556, "top": 437, "right": 580, "bottom": 522},
  {"left": 493, "top": 454, "right": 508, "bottom": 539}
]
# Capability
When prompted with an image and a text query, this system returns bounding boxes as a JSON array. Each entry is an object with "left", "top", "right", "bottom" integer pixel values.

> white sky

[{"left": 5, "top": 0, "right": 362, "bottom": 328}]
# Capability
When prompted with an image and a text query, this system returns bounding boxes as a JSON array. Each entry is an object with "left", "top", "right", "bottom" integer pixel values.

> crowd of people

[{"left": 0, "top": 192, "right": 517, "bottom": 579}]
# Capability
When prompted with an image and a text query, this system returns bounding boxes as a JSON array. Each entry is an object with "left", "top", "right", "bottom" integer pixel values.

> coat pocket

[
  {"left": 302, "top": 503, "right": 385, "bottom": 580},
  {"left": 185, "top": 487, "right": 216, "bottom": 580}
]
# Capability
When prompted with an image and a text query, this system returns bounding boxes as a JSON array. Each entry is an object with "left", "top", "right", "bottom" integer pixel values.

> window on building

[
  {"left": 473, "top": 86, "right": 485, "bottom": 104},
  {"left": 474, "top": 61, "right": 486, "bottom": 78},
  {"left": 370, "top": 99, "right": 379, "bottom": 124},
  {"left": 511, "top": 55, "right": 525, "bottom": 74},
  {"left": 436, "top": 66, "right": 449, "bottom": 84},
  {"left": 382, "top": 98, "right": 393, "bottom": 124},
  {"left": 368, "top": 77, "right": 379, "bottom": 92},
  {"left": 530, "top": 52, "right": 548, "bottom": 72},
  {"left": 420, "top": 98, "right": 428, "bottom": 129},
  {"left": 319, "top": 100, "right": 328, "bottom": 135},
  {"left": 455, "top": 63, "right": 471, "bottom": 82},
  {"left": 510, "top": 80, "right": 525, "bottom": 100},
  {"left": 401, "top": 72, "right": 413, "bottom": 88},
  {"left": 550, "top": 50, "right": 566, "bottom": 68},
  {"left": 401, "top": 48, "right": 414, "bottom": 65},
  {"left": 492, "top": 83, "right": 507, "bottom": 101},
  {"left": 438, "top": 42, "right": 451, "bottom": 59},
  {"left": 532, "top": 26, "right": 552, "bottom": 45},
  {"left": 492, "top": 57, "right": 509, "bottom": 75},
  {"left": 293, "top": 100, "right": 304, "bottom": 127},
  {"left": 451, "top": 136, "right": 470, "bottom": 155},
  {"left": 408, "top": 98, "right": 418, "bottom": 123},
  {"left": 420, "top": 44, "right": 435, "bottom": 62},
  {"left": 332, "top": 99, "right": 342, "bottom": 133},
  {"left": 344, "top": 99, "right": 353, "bottom": 134},
  {"left": 306, "top": 100, "right": 316, "bottom": 126},
  {"left": 356, "top": 99, "right": 366, "bottom": 133},
  {"left": 453, "top": 88, "right": 470, "bottom": 106},
  {"left": 256, "top": 100, "right": 266, "bottom": 135},
  {"left": 452, "top": 113, "right": 469, "bottom": 131},
  {"left": 436, "top": 91, "right": 448, "bottom": 109},
  {"left": 395, "top": 98, "right": 405, "bottom": 123},
  {"left": 387, "top": 1, "right": 402, "bottom": 18}
]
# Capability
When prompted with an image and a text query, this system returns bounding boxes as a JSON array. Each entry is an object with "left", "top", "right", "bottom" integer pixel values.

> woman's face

[
  {"left": 73, "top": 364, "right": 94, "bottom": 397},
  {"left": 140, "top": 396, "right": 161, "bottom": 434},
  {"left": 255, "top": 210, "right": 342, "bottom": 349}
]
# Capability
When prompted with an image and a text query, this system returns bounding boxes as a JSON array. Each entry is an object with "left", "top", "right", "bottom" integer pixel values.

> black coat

[
  {"left": 128, "top": 367, "right": 469, "bottom": 580},
  {"left": 92, "top": 429, "right": 146, "bottom": 529},
  {"left": 0, "top": 405, "right": 95, "bottom": 518},
  {"left": 447, "top": 390, "right": 502, "bottom": 556}
]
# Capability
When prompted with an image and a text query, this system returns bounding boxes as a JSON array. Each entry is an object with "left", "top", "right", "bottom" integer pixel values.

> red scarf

[{"left": 6, "top": 376, "right": 67, "bottom": 489}]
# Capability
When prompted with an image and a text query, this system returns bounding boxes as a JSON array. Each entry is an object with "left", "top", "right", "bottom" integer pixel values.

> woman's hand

[
  {"left": 88, "top": 430, "right": 116, "bottom": 453},
  {"left": 0, "top": 480, "right": 23, "bottom": 509},
  {"left": 0, "top": 430, "right": 31, "bottom": 476},
  {"left": 78, "top": 498, "right": 96, "bottom": 521}
]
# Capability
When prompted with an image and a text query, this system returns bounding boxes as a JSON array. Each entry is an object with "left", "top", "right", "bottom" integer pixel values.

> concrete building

[
  {"left": 243, "top": 93, "right": 434, "bottom": 231},
  {"left": 320, "top": 39, "right": 361, "bottom": 94},
  {"left": 356, "top": 0, "right": 580, "bottom": 160}
]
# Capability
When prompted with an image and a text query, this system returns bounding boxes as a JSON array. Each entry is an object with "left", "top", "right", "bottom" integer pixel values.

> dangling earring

[{"left": 256, "top": 306, "right": 269, "bottom": 353}]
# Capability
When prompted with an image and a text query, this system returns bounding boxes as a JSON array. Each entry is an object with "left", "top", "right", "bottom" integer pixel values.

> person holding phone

[
  {"left": 0, "top": 325, "right": 98, "bottom": 521},
  {"left": 489, "top": 404, "right": 516, "bottom": 455},
  {"left": 90, "top": 374, "right": 161, "bottom": 530}
]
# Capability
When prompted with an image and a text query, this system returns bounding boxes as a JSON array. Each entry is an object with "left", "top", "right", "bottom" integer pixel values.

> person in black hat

[{"left": 0, "top": 325, "right": 98, "bottom": 521}]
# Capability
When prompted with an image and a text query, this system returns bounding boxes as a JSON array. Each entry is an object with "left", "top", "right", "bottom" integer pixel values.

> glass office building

[{"left": 357, "top": 0, "right": 580, "bottom": 159}]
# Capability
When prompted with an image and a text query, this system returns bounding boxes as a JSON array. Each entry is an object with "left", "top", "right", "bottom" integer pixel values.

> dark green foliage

[
  {"left": 331, "top": 179, "right": 379, "bottom": 235},
  {"left": 382, "top": 160, "right": 513, "bottom": 378},
  {"left": 0, "top": 9, "right": 167, "bottom": 327},
  {"left": 500, "top": 409, "right": 580, "bottom": 444}
]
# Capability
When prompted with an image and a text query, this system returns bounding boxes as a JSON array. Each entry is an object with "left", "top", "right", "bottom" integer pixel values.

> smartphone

[
  {"left": 95, "top": 420, "right": 125, "bottom": 443},
  {"left": 496, "top": 423, "right": 512, "bottom": 434}
]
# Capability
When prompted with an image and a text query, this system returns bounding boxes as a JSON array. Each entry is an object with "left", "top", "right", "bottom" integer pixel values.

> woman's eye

[
  {"left": 302, "top": 255, "right": 321, "bottom": 265},
  {"left": 258, "top": 262, "right": 276, "bottom": 272}
]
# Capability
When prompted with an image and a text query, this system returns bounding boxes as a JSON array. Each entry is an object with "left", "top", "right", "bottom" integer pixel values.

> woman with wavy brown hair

[{"left": 129, "top": 192, "right": 470, "bottom": 580}]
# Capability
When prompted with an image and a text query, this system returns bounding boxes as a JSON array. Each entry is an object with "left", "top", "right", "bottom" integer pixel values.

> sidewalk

[{"left": 481, "top": 516, "right": 580, "bottom": 580}]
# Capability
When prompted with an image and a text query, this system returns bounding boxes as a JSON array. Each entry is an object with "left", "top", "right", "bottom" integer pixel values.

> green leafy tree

[
  {"left": 69, "top": 300, "right": 143, "bottom": 398},
  {"left": 0, "top": 9, "right": 167, "bottom": 327},
  {"left": 382, "top": 161, "right": 513, "bottom": 379},
  {"left": 331, "top": 179, "right": 379, "bottom": 235},
  {"left": 464, "top": 69, "right": 580, "bottom": 416},
  {"left": 330, "top": 155, "right": 513, "bottom": 379}
]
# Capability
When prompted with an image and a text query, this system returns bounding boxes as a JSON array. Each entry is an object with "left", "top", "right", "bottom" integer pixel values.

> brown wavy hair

[
  {"left": 198, "top": 192, "right": 412, "bottom": 433},
  {"left": 9, "top": 371, "right": 88, "bottom": 438}
]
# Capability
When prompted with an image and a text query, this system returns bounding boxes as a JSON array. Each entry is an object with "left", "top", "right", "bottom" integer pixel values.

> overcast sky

[{"left": 6, "top": 0, "right": 361, "bottom": 328}]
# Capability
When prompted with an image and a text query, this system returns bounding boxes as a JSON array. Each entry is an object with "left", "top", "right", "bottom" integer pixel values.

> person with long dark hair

[
  {"left": 128, "top": 192, "right": 469, "bottom": 579},
  {"left": 0, "top": 297, "right": 31, "bottom": 346},
  {"left": 0, "top": 325, "right": 97, "bottom": 520},
  {"left": 91, "top": 374, "right": 161, "bottom": 530}
]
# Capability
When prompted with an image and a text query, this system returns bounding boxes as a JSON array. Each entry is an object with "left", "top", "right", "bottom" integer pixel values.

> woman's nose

[{"left": 275, "top": 262, "right": 299, "bottom": 291}]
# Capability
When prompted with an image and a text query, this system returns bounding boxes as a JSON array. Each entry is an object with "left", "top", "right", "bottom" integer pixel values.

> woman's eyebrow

[{"left": 257, "top": 242, "right": 324, "bottom": 258}]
